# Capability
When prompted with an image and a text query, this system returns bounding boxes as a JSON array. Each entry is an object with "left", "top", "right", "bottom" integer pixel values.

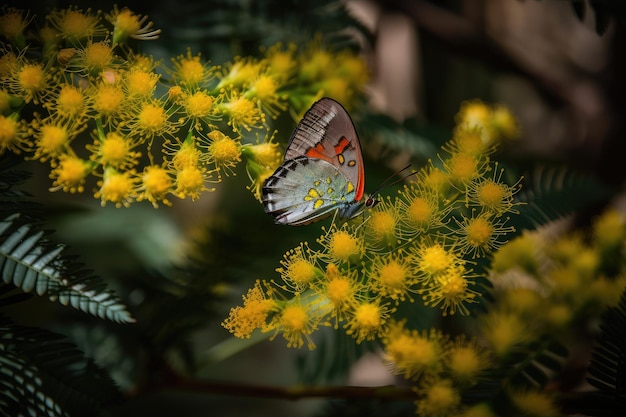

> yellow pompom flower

[
  {"left": 123, "top": 68, "right": 159, "bottom": 99},
  {"left": 593, "top": 208, "right": 625, "bottom": 252},
  {"left": 423, "top": 265, "right": 477, "bottom": 316},
  {"left": 318, "top": 225, "right": 364, "bottom": 264},
  {"left": 91, "top": 82, "right": 126, "bottom": 122},
  {"left": 444, "top": 151, "right": 483, "bottom": 185},
  {"left": 415, "top": 378, "right": 461, "bottom": 417},
  {"left": 447, "top": 336, "right": 491, "bottom": 386},
  {"left": 49, "top": 154, "right": 91, "bottom": 193},
  {"left": 51, "top": 83, "right": 88, "bottom": 121},
  {"left": 95, "top": 168, "right": 136, "bottom": 208},
  {"left": 203, "top": 130, "right": 242, "bottom": 176},
  {"left": 168, "top": 49, "right": 213, "bottom": 89},
  {"left": 47, "top": 7, "right": 105, "bottom": 43},
  {"left": 136, "top": 165, "right": 173, "bottom": 207},
  {"left": 455, "top": 213, "right": 514, "bottom": 258},
  {"left": 107, "top": 6, "right": 161, "bottom": 44},
  {"left": 369, "top": 253, "right": 416, "bottom": 302},
  {"left": 412, "top": 241, "right": 459, "bottom": 281},
  {"left": 0, "top": 113, "right": 27, "bottom": 154},
  {"left": 89, "top": 131, "right": 141, "bottom": 170},
  {"left": 126, "top": 100, "right": 179, "bottom": 140},
  {"left": 267, "top": 296, "right": 323, "bottom": 350},
  {"left": 276, "top": 243, "right": 322, "bottom": 292},
  {"left": 11, "top": 61, "right": 51, "bottom": 105},
  {"left": 481, "top": 311, "right": 530, "bottom": 357},
  {"left": 397, "top": 185, "right": 444, "bottom": 235},
  {"left": 383, "top": 322, "right": 448, "bottom": 379},
  {"left": 74, "top": 40, "right": 115, "bottom": 75},
  {"left": 31, "top": 118, "right": 85, "bottom": 161},
  {"left": 345, "top": 300, "right": 390, "bottom": 343},
  {"left": 222, "top": 280, "right": 275, "bottom": 339},
  {"left": 365, "top": 197, "right": 399, "bottom": 249},
  {"left": 173, "top": 164, "right": 210, "bottom": 200},
  {"left": 509, "top": 389, "right": 561, "bottom": 417},
  {"left": 219, "top": 92, "right": 264, "bottom": 132},
  {"left": 0, "top": 8, "right": 31, "bottom": 47},
  {"left": 316, "top": 264, "right": 362, "bottom": 327},
  {"left": 263, "top": 42, "right": 297, "bottom": 80}
]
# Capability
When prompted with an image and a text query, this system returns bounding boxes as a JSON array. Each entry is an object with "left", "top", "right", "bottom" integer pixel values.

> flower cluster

[
  {"left": 0, "top": 6, "right": 369, "bottom": 207},
  {"left": 223, "top": 101, "right": 523, "bottom": 349}
]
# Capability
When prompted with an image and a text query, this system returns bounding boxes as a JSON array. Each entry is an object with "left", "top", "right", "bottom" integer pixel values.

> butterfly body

[{"left": 262, "top": 98, "right": 375, "bottom": 226}]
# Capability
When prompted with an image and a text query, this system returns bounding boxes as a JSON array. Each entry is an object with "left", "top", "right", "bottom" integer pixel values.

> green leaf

[
  {"left": 511, "top": 165, "right": 613, "bottom": 232},
  {"left": 0, "top": 213, "right": 135, "bottom": 323},
  {"left": 0, "top": 315, "right": 121, "bottom": 417},
  {"left": 586, "top": 288, "right": 626, "bottom": 414}
]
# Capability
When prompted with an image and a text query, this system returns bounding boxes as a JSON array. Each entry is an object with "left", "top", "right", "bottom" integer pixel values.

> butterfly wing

[
  {"left": 262, "top": 156, "right": 360, "bottom": 225},
  {"left": 284, "top": 98, "right": 365, "bottom": 201}
]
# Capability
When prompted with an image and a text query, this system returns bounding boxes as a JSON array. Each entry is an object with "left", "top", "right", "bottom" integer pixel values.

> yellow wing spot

[
  {"left": 314, "top": 180, "right": 321, "bottom": 186},
  {"left": 348, "top": 160, "right": 356, "bottom": 167},
  {"left": 327, "top": 187, "right": 334, "bottom": 194},
  {"left": 304, "top": 188, "right": 323, "bottom": 201},
  {"left": 326, "top": 177, "right": 332, "bottom": 184},
  {"left": 337, "top": 154, "right": 345, "bottom": 165},
  {"left": 313, "top": 199, "right": 324, "bottom": 209},
  {"left": 346, "top": 181, "right": 355, "bottom": 194}
]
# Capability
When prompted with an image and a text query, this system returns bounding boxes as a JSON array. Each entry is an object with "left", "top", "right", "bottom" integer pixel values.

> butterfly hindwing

[{"left": 263, "top": 156, "right": 360, "bottom": 225}]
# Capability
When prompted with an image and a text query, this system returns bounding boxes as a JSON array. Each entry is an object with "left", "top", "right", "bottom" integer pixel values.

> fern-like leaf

[
  {"left": 0, "top": 213, "right": 135, "bottom": 323},
  {"left": 0, "top": 314, "right": 121, "bottom": 417},
  {"left": 512, "top": 165, "right": 613, "bottom": 231},
  {"left": 586, "top": 288, "right": 626, "bottom": 416}
]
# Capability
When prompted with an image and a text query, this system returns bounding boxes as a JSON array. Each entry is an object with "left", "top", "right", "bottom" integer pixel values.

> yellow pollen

[
  {"left": 329, "top": 230, "right": 359, "bottom": 261},
  {"left": 449, "top": 153, "right": 478, "bottom": 182},
  {"left": 38, "top": 125, "right": 68, "bottom": 153},
  {"left": 354, "top": 303, "right": 380, "bottom": 329},
  {"left": 288, "top": 259, "right": 316, "bottom": 286},
  {"left": 280, "top": 305, "right": 307, "bottom": 331},
  {"left": 100, "top": 133, "right": 130, "bottom": 166},
  {"left": 57, "top": 85, "right": 85, "bottom": 117},
  {"left": 408, "top": 197, "right": 432, "bottom": 225},
  {"left": 378, "top": 261, "right": 407, "bottom": 289},
  {"left": 0, "top": 116, "right": 18, "bottom": 148},
  {"left": 327, "top": 277, "right": 352, "bottom": 305},
  {"left": 478, "top": 181, "right": 506, "bottom": 208},
  {"left": 94, "top": 84, "right": 124, "bottom": 115},
  {"left": 186, "top": 91, "right": 214, "bottom": 118},
  {"left": 419, "top": 245, "right": 454, "bottom": 276},
  {"left": 142, "top": 166, "right": 172, "bottom": 196},
  {"left": 84, "top": 42, "right": 113, "bottom": 71},
  {"left": 18, "top": 64, "right": 45, "bottom": 93},
  {"left": 138, "top": 103, "right": 166, "bottom": 132},
  {"left": 466, "top": 217, "right": 493, "bottom": 247},
  {"left": 370, "top": 210, "right": 395, "bottom": 236}
]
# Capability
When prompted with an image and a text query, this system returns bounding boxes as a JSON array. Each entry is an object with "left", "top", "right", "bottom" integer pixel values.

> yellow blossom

[
  {"left": 0, "top": 113, "right": 27, "bottom": 154},
  {"left": 456, "top": 214, "right": 514, "bottom": 258},
  {"left": 51, "top": 83, "right": 88, "bottom": 120},
  {"left": 447, "top": 336, "right": 491, "bottom": 386},
  {"left": 365, "top": 197, "right": 398, "bottom": 248},
  {"left": 444, "top": 151, "right": 483, "bottom": 185},
  {"left": 126, "top": 100, "right": 178, "bottom": 140},
  {"left": 76, "top": 41, "right": 115, "bottom": 75},
  {"left": 31, "top": 118, "right": 85, "bottom": 161},
  {"left": 593, "top": 208, "right": 625, "bottom": 251},
  {"left": 136, "top": 165, "right": 173, "bottom": 207},
  {"left": 0, "top": 8, "right": 31, "bottom": 47},
  {"left": 91, "top": 82, "right": 126, "bottom": 121},
  {"left": 95, "top": 168, "right": 136, "bottom": 207},
  {"left": 181, "top": 90, "right": 217, "bottom": 125},
  {"left": 219, "top": 93, "right": 264, "bottom": 132},
  {"left": 268, "top": 297, "right": 322, "bottom": 350},
  {"left": 415, "top": 378, "right": 461, "bottom": 417},
  {"left": 319, "top": 225, "right": 363, "bottom": 264},
  {"left": 491, "top": 105, "right": 520, "bottom": 141},
  {"left": 47, "top": 7, "right": 104, "bottom": 43},
  {"left": 123, "top": 68, "right": 159, "bottom": 99},
  {"left": 222, "top": 280, "right": 275, "bottom": 338},
  {"left": 89, "top": 131, "right": 141, "bottom": 169},
  {"left": 369, "top": 253, "right": 415, "bottom": 302},
  {"left": 276, "top": 244, "right": 321, "bottom": 292},
  {"left": 345, "top": 300, "right": 389, "bottom": 343},
  {"left": 412, "top": 241, "right": 458, "bottom": 280},
  {"left": 383, "top": 322, "right": 447, "bottom": 378},
  {"left": 317, "top": 264, "right": 363, "bottom": 327},
  {"left": 173, "top": 165, "right": 208, "bottom": 200},
  {"left": 203, "top": 130, "right": 242, "bottom": 176},
  {"left": 397, "top": 185, "right": 443, "bottom": 235},
  {"left": 217, "top": 57, "right": 265, "bottom": 89},
  {"left": 169, "top": 49, "right": 213, "bottom": 88},
  {"left": 12, "top": 62, "right": 50, "bottom": 104},
  {"left": 457, "top": 403, "right": 497, "bottom": 417},
  {"left": 242, "top": 140, "right": 282, "bottom": 170},
  {"left": 108, "top": 6, "right": 161, "bottom": 44},
  {"left": 263, "top": 42, "right": 297, "bottom": 80},
  {"left": 481, "top": 311, "right": 530, "bottom": 357},
  {"left": 509, "top": 389, "right": 561, "bottom": 417},
  {"left": 423, "top": 265, "right": 477, "bottom": 316},
  {"left": 49, "top": 154, "right": 91, "bottom": 193}
]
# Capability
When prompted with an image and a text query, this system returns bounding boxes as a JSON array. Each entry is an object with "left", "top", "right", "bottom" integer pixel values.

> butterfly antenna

[{"left": 371, "top": 164, "right": 417, "bottom": 197}]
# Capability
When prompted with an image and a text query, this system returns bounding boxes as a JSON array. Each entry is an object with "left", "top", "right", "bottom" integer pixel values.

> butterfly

[{"left": 262, "top": 97, "right": 379, "bottom": 226}]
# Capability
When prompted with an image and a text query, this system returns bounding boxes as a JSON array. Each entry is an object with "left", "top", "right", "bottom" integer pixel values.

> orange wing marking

[{"left": 306, "top": 142, "right": 332, "bottom": 162}]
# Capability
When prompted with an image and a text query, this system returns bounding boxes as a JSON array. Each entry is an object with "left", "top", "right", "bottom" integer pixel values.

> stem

[{"left": 198, "top": 331, "right": 271, "bottom": 366}]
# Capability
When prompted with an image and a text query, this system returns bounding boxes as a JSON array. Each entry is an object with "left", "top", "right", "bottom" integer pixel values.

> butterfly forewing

[{"left": 284, "top": 98, "right": 364, "bottom": 201}]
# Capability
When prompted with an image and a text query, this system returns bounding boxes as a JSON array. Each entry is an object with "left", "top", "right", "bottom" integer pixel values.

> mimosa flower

[
  {"left": 422, "top": 265, "right": 478, "bottom": 316},
  {"left": 0, "top": 8, "right": 32, "bottom": 47},
  {"left": 123, "top": 68, "right": 159, "bottom": 99},
  {"left": 202, "top": 130, "right": 242, "bottom": 176},
  {"left": 467, "top": 165, "right": 520, "bottom": 216},
  {"left": 508, "top": 389, "right": 561, "bottom": 417},
  {"left": 365, "top": 197, "right": 399, "bottom": 249},
  {"left": 415, "top": 378, "right": 461, "bottom": 417},
  {"left": 447, "top": 336, "right": 492, "bottom": 386},
  {"left": 48, "top": 83, "right": 89, "bottom": 121},
  {"left": 216, "top": 57, "right": 265, "bottom": 90},
  {"left": 47, "top": 7, "right": 105, "bottom": 44},
  {"left": 344, "top": 299, "right": 390, "bottom": 343},
  {"left": 222, "top": 280, "right": 275, "bottom": 339},
  {"left": 0, "top": 113, "right": 28, "bottom": 154},
  {"left": 30, "top": 117, "right": 85, "bottom": 161},
  {"left": 481, "top": 311, "right": 530, "bottom": 357},
  {"left": 318, "top": 224, "right": 364, "bottom": 264},
  {"left": 135, "top": 165, "right": 173, "bottom": 207},
  {"left": 179, "top": 89, "right": 218, "bottom": 127},
  {"left": 49, "top": 154, "right": 92, "bottom": 193},
  {"left": 88, "top": 130, "right": 141, "bottom": 170},
  {"left": 454, "top": 213, "right": 515, "bottom": 258},
  {"left": 95, "top": 168, "right": 136, "bottom": 208},
  {"left": 173, "top": 164, "right": 209, "bottom": 200},
  {"left": 168, "top": 49, "right": 214, "bottom": 89},
  {"left": 218, "top": 92, "right": 264, "bottom": 132},
  {"left": 267, "top": 296, "right": 324, "bottom": 349},
  {"left": 369, "top": 252, "right": 416, "bottom": 302},
  {"left": 71, "top": 40, "right": 116, "bottom": 75},
  {"left": 7, "top": 61, "right": 52, "bottom": 104},
  {"left": 397, "top": 185, "right": 445, "bottom": 235},
  {"left": 315, "top": 263, "right": 363, "bottom": 327},
  {"left": 383, "top": 321, "right": 448, "bottom": 379},
  {"left": 107, "top": 6, "right": 161, "bottom": 44},
  {"left": 90, "top": 81, "right": 127, "bottom": 123},
  {"left": 276, "top": 243, "right": 322, "bottom": 292},
  {"left": 124, "top": 99, "right": 179, "bottom": 140},
  {"left": 263, "top": 42, "right": 297, "bottom": 81}
]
